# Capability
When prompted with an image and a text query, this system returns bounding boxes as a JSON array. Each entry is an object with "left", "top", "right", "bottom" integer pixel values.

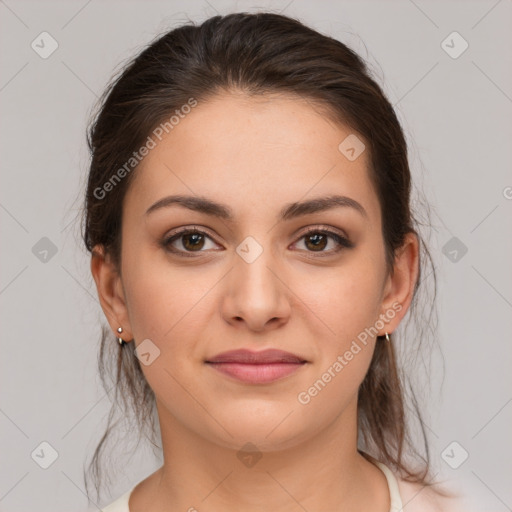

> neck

[{"left": 130, "top": 396, "right": 390, "bottom": 512}]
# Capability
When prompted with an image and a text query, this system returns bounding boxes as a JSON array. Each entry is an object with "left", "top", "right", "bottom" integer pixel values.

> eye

[
  {"left": 292, "top": 226, "right": 354, "bottom": 255},
  {"left": 161, "top": 225, "right": 354, "bottom": 258},
  {"left": 161, "top": 227, "right": 220, "bottom": 257}
]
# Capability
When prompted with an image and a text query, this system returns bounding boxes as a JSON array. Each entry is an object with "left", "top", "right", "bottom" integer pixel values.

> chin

[{"left": 204, "top": 412, "right": 315, "bottom": 454}]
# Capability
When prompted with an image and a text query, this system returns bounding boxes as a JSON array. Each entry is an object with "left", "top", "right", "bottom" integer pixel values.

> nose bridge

[
  {"left": 234, "top": 234, "right": 279, "bottom": 301},
  {"left": 223, "top": 234, "right": 290, "bottom": 328}
]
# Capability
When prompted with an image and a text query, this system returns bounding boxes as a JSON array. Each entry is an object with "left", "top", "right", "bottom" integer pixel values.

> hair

[{"left": 81, "top": 11, "right": 447, "bottom": 503}]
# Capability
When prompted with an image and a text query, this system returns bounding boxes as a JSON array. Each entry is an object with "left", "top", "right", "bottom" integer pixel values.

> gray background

[{"left": 1, "top": 0, "right": 511, "bottom": 510}]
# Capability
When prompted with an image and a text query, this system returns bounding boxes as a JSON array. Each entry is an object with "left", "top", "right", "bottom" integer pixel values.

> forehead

[{"left": 124, "top": 91, "right": 380, "bottom": 225}]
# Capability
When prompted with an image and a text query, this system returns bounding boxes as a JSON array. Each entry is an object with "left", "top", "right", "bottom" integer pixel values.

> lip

[{"left": 205, "top": 349, "right": 307, "bottom": 384}]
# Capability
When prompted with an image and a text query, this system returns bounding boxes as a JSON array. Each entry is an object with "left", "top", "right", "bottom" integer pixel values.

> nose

[{"left": 221, "top": 246, "right": 291, "bottom": 333}]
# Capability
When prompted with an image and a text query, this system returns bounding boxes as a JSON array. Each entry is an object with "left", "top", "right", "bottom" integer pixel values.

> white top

[{"left": 101, "top": 460, "right": 403, "bottom": 512}]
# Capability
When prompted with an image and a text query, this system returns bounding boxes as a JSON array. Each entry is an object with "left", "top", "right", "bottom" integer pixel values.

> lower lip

[{"left": 206, "top": 362, "right": 305, "bottom": 384}]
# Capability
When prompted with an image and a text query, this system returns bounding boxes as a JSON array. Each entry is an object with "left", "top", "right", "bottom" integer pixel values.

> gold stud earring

[{"left": 117, "top": 327, "right": 127, "bottom": 346}]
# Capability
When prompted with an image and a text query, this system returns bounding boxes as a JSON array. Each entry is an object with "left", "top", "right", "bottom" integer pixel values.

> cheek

[
  {"left": 304, "top": 260, "right": 383, "bottom": 340},
  {"left": 121, "top": 266, "right": 211, "bottom": 414},
  {"left": 297, "top": 255, "right": 383, "bottom": 395},
  {"left": 123, "top": 257, "right": 213, "bottom": 343},
  {"left": 296, "top": 272, "right": 379, "bottom": 414}
]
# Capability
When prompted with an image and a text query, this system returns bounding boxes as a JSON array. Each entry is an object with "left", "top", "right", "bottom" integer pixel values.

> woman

[{"left": 83, "top": 11, "right": 462, "bottom": 512}]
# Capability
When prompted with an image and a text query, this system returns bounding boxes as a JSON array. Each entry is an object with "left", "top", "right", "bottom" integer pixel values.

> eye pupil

[
  {"left": 183, "top": 233, "right": 204, "bottom": 251},
  {"left": 305, "top": 233, "right": 327, "bottom": 251}
]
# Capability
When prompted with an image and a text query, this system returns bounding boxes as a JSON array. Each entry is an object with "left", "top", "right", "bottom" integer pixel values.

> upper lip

[{"left": 206, "top": 349, "right": 307, "bottom": 364}]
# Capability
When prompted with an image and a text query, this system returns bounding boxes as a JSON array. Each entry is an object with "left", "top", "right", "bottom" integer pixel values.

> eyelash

[{"left": 161, "top": 225, "right": 354, "bottom": 258}]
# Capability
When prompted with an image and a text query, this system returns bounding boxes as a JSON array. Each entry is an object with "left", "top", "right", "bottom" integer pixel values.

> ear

[
  {"left": 90, "top": 244, "right": 134, "bottom": 343},
  {"left": 377, "top": 232, "right": 420, "bottom": 335}
]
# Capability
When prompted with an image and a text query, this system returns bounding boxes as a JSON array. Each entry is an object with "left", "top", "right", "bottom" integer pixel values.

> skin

[{"left": 91, "top": 90, "right": 420, "bottom": 512}]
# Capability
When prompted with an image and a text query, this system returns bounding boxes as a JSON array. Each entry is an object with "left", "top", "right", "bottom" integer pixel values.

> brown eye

[
  {"left": 294, "top": 228, "right": 354, "bottom": 255},
  {"left": 304, "top": 232, "right": 328, "bottom": 251},
  {"left": 162, "top": 228, "right": 219, "bottom": 256},
  {"left": 181, "top": 232, "right": 206, "bottom": 251}
]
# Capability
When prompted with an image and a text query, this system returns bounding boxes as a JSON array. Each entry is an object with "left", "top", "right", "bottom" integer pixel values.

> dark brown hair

[{"left": 81, "top": 11, "right": 445, "bottom": 503}]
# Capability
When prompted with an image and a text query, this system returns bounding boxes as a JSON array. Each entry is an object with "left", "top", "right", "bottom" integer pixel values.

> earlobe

[{"left": 90, "top": 245, "right": 134, "bottom": 343}]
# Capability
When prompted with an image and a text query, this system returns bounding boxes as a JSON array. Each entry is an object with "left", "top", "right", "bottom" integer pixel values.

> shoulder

[
  {"left": 396, "top": 477, "right": 467, "bottom": 512},
  {"left": 99, "top": 488, "right": 132, "bottom": 512}
]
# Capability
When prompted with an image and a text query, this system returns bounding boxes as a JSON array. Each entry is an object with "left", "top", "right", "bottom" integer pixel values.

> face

[{"left": 92, "top": 90, "right": 417, "bottom": 453}]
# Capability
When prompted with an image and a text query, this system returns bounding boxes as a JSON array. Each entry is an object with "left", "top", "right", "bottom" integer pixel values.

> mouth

[{"left": 205, "top": 349, "right": 308, "bottom": 384}]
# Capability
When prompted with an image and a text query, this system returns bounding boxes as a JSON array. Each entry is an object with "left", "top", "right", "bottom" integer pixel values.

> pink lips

[{"left": 205, "top": 349, "right": 307, "bottom": 384}]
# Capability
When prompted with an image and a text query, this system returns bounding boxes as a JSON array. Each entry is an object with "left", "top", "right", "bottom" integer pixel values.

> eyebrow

[{"left": 145, "top": 194, "right": 368, "bottom": 221}]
